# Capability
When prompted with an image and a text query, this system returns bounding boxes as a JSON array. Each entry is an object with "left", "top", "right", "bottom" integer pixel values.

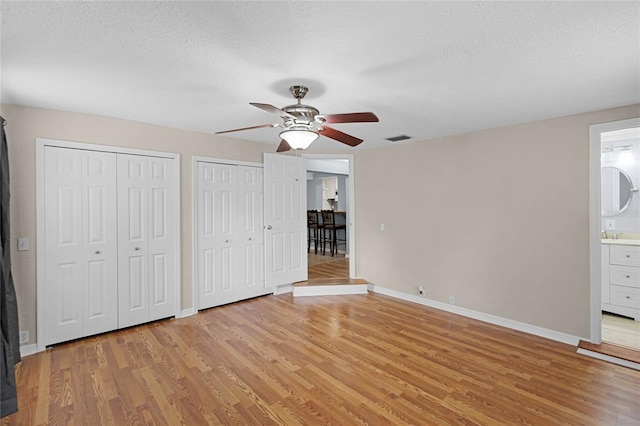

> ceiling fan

[{"left": 216, "top": 85, "right": 379, "bottom": 152}]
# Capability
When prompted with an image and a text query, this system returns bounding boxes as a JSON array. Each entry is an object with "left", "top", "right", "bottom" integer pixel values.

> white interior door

[
  {"left": 147, "top": 157, "right": 178, "bottom": 321},
  {"left": 197, "top": 162, "right": 237, "bottom": 309},
  {"left": 82, "top": 150, "right": 118, "bottom": 336},
  {"left": 118, "top": 154, "right": 150, "bottom": 327},
  {"left": 236, "top": 166, "right": 268, "bottom": 299},
  {"left": 264, "top": 153, "right": 307, "bottom": 287},
  {"left": 118, "top": 154, "right": 177, "bottom": 326},
  {"left": 44, "top": 147, "right": 118, "bottom": 345}
]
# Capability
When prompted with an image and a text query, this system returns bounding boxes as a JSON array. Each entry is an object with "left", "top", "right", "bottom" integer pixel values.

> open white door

[{"left": 264, "top": 153, "right": 307, "bottom": 287}]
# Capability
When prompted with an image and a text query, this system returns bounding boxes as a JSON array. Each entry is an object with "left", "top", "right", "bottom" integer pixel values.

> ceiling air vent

[{"left": 385, "top": 134, "right": 412, "bottom": 142}]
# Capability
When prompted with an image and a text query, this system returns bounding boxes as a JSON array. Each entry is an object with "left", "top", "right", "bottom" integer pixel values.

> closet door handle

[
  {"left": 225, "top": 240, "right": 229, "bottom": 243},
  {"left": 94, "top": 250, "right": 101, "bottom": 255},
  {"left": 248, "top": 237, "right": 252, "bottom": 241},
  {"left": 134, "top": 247, "right": 141, "bottom": 251}
]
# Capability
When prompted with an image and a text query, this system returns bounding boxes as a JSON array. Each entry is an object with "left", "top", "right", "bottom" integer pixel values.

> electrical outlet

[
  {"left": 19, "top": 331, "right": 29, "bottom": 344},
  {"left": 380, "top": 223, "right": 386, "bottom": 232},
  {"left": 418, "top": 286, "right": 425, "bottom": 297},
  {"left": 449, "top": 295, "right": 455, "bottom": 305}
]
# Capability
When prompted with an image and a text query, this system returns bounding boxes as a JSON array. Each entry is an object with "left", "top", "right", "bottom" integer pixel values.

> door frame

[
  {"left": 303, "top": 154, "right": 356, "bottom": 279},
  {"left": 36, "top": 138, "right": 181, "bottom": 352},
  {"left": 191, "top": 156, "right": 263, "bottom": 312},
  {"left": 588, "top": 117, "right": 640, "bottom": 344}
]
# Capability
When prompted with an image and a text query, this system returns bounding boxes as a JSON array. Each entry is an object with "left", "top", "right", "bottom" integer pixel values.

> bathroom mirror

[{"left": 601, "top": 166, "right": 635, "bottom": 216}]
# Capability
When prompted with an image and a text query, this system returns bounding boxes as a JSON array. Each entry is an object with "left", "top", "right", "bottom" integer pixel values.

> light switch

[
  {"left": 17, "top": 238, "right": 29, "bottom": 251},
  {"left": 380, "top": 223, "right": 386, "bottom": 231}
]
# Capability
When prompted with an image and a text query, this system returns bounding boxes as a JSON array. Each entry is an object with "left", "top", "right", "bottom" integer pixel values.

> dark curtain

[{"left": 0, "top": 116, "right": 20, "bottom": 418}]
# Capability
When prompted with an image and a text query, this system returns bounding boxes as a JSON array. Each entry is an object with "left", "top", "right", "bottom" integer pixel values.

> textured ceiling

[{"left": 1, "top": 1, "right": 639, "bottom": 151}]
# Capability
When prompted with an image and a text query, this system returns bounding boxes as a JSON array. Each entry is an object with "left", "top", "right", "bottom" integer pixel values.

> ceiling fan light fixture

[{"left": 279, "top": 129, "right": 319, "bottom": 150}]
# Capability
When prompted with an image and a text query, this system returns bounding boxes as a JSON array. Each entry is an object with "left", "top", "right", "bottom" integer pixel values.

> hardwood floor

[
  {"left": 307, "top": 252, "right": 348, "bottom": 281},
  {"left": 4, "top": 292, "right": 639, "bottom": 425}
]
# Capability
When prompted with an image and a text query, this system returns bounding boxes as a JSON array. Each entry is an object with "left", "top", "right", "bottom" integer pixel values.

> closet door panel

[
  {"left": 117, "top": 154, "right": 150, "bottom": 328},
  {"left": 44, "top": 147, "right": 118, "bottom": 345},
  {"left": 147, "top": 157, "right": 177, "bottom": 320},
  {"left": 44, "top": 146, "right": 83, "bottom": 344},
  {"left": 82, "top": 150, "right": 118, "bottom": 336},
  {"left": 197, "top": 162, "right": 238, "bottom": 309},
  {"left": 237, "top": 166, "right": 267, "bottom": 299}
]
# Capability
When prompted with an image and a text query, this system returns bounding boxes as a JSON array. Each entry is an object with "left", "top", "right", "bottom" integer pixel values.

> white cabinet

[
  {"left": 40, "top": 145, "right": 179, "bottom": 347},
  {"left": 602, "top": 243, "right": 640, "bottom": 321},
  {"left": 195, "top": 161, "right": 267, "bottom": 310}
]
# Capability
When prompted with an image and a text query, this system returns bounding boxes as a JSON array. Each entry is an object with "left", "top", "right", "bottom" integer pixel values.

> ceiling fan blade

[
  {"left": 316, "top": 112, "right": 379, "bottom": 124},
  {"left": 215, "top": 123, "right": 279, "bottom": 134},
  {"left": 250, "top": 102, "right": 297, "bottom": 119},
  {"left": 319, "top": 126, "right": 363, "bottom": 147},
  {"left": 276, "top": 139, "right": 292, "bottom": 153}
]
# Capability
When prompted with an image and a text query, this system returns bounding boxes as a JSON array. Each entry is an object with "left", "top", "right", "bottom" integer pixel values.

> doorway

[
  {"left": 589, "top": 118, "right": 640, "bottom": 351},
  {"left": 304, "top": 154, "right": 356, "bottom": 280}
]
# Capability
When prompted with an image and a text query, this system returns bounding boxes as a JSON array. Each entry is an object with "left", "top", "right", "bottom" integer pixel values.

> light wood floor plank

[{"left": 4, "top": 292, "right": 640, "bottom": 425}]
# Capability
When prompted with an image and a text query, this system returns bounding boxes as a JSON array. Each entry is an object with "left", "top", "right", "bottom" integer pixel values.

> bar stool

[
  {"left": 307, "top": 210, "right": 321, "bottom": 254},
  {"left": 320, "top": 210, "right": 346, "bottom": 257}
]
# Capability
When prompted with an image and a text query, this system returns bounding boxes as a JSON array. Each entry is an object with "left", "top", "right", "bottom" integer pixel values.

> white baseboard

[
  {"left": 20, "top": 344, "right": 38, "bottom": 357},
  {"left": 371, "top": 285, "right": 581, "bottom": 346},
  {"left": 293, "top": 284, "right": 367, "bottom": 297},
  {"left": 179, "top": 308, "right": 196, "bottom": 318},
  {"left": 273, "top": 284, "right": 293, "bottom": 295}
]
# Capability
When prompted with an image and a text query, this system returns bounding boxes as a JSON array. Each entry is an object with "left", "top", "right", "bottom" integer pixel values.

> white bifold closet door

[
  {"left": 196, "top": 161, "right": 266, "bottom": 310},
  {"left": 117, "top": 154, "right": 178, "bottom": 328},
  {"left": 44, "top": 147, "right": 118, "bottom": 344}
]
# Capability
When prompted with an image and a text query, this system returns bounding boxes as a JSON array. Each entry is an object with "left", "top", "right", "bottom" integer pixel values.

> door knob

[
  {"left": 134, "top": 247, "right": 140, "bottom": 251},
  {"left": 95, "top": 250, "right": 101, "bottom": 255},
  {"left": 225, "top": 240, "right": 229, "bottom": 243},
  {"left": 249, "top": 237, "right": 252, "bottom": 241},
  {"left": 267, "top": 225, "right": 272, "bottom": 230}
]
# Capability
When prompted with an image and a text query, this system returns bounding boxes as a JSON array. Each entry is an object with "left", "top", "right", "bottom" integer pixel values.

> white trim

[
  {"left": 19, "top": 344, "right": 38, "bottom": 358},
  {"left": 588, "top": 118, "right": 640, "bottom": 345},
  {"left": 35, "top": 138, "right": 181, "bottom": 353},
  {"left": 36, "top": 140, "right": 46, "bottom": 352},
  {"left": 371, "top": 285, "right": 581, "bottom": 346},
  {"left": 293, "top": 284, "right": 368, "bottom": 297},
  {"left": 192, "top": 156, "right": 262, "bottom": 168},
  {"left": 577, "top": 348, "right": 640, "bottom": 370},
  {"left": 303, "top": 154, "right": 356, "bottom": 279},
  {"left": 273, "top": 284, "right": 293, "bottom": 295},
  {"left": 174, "top": 156, "right": 182, "bottom": 321},
  {"left": 36, "top": 137, "right": 178, "bottom": 158},
  {"left": 192, "top": 157, "right": 198, "bottom": 313},
  {"left": 179, "top": 308, "right": 197, "bottom": 318}
]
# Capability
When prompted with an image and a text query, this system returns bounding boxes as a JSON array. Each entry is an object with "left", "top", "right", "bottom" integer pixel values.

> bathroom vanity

[{"left": 601, "top": 239, "right": 640, "bottom": 321}]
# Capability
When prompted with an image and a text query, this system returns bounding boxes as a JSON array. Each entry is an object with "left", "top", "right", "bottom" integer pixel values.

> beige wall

[
  {"left": 354, "top": 104, "right": 640, "bottom": 338},
  {"left": 1, "top": 104, "right": 271, "bottom": 345},
  {"left": 4, "top": 103, "right": 640, "bottom": 347}
]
